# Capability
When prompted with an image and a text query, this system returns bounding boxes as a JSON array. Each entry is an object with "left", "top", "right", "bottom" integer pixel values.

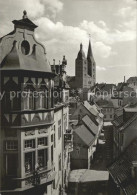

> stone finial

[
  {"left": 80, "top": 43, "right": 83, "bottom": 50},
  {"left": 23, "top": 10, "right": 28, "bottom": 19}
]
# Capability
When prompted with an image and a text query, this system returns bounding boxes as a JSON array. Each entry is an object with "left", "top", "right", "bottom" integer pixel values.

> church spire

[{"left": 87, "top": 39, "right": 94, "bottom": 60}]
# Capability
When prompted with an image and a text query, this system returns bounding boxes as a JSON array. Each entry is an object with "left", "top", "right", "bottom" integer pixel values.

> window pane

[
  {"left": 25, "top": 139, "right": 35, "bottom": 149},
  {"left": 25, "top": 152, "right": 35, "bottom": 173},
  {"left": 38, "top": 149, "right": 48, "bottom": 169},
  {"left": 38, "top": 137, "right": 48, "bottom": 147},
  {"left": 6, "top": 140, "right": 18, "bottom": 150}
]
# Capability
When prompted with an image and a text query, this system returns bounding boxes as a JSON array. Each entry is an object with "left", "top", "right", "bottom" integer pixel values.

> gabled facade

[{"left": 0, "top": 11, "right": 71, "bottom": 195}]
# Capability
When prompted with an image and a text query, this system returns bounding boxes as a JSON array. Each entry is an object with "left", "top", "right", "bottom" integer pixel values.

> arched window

[
  {"left": 23, "top": 81, "right": 35, "bottom": 110},
  {"left": 38, "top": 83, "right": 48, "bottom": 109}
]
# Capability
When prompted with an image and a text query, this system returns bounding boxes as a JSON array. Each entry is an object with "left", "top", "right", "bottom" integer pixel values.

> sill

[{"left": 13, "top": 167, "right": 51, "bottom": 181}]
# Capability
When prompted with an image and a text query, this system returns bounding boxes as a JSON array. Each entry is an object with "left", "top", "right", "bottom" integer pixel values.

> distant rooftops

[
  {"left": 96, "top": 99, "right": 114, "bottom": 108},
  {"left": 127, "top": 76, "right": 137, "bottom": 83},
  {"left": 71, "top": 101, "right": 103, "bottom": 147}
]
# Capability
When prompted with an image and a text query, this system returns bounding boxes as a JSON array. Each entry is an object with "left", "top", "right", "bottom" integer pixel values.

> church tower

[
  {"left": 75, "top": 43, "right": 88, "bottom": 88},
  {"left": 87, "top": 39, "right": 96, "bottom": 86}
]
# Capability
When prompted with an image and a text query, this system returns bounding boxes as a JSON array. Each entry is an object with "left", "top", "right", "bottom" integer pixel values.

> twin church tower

[{"left": 68, "top": 40, "right": 96, "bottom": 98}]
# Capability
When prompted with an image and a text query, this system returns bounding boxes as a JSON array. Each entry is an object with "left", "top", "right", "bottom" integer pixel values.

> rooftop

[
  {"left": 108, "top": 138, "right": 137, "bottom": 195},
  {"left": 74, "top": 124, "right": 95, "bottom": 147},
  {"left": 0, "top": 12, "right": 53, "bottom": 75},
  {"left": 69, "top": 169, "right": 109, "bottom": 183}
]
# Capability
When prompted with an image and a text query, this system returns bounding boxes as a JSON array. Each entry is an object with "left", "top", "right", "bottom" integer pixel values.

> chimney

[
  {"left": 131, "top": 161, "right": 137, "bottom": 179},
  {"left": 124, "top": 76, "right": 126, "bottom": 83},
  {"left": 52, "top": 59, "right": 56, "bottom": 73}
]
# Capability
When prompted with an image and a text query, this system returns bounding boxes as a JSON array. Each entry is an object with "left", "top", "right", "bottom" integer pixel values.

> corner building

[{"left": 0, "top": 12, "right": 71, "bottom": 195}]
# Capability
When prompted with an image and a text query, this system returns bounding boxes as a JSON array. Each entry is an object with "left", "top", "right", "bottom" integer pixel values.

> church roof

[
  {"left": 87, "top": 39, "right": 95, "bottom": 64},
  {"left": 77, "top": 43, "right": 86, "bottom": 60}
]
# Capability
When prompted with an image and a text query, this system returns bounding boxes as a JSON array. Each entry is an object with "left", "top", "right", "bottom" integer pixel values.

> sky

[{"left": 0, "top": 0, "right": 136, "bottom": 84}]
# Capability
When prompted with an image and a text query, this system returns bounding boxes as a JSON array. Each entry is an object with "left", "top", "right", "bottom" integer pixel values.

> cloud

[
  {"left": 96, "top": 66, "right": 106, "bottom": 71},
  {"left": 116, "top": 1, "right": 136, "bottom": 31},
  {"left": 0, "top": 0, "right": 63, "bottom": 20},
  {"left": 0, "top": 0, "right": 64, "bottom": 37},
  {"left": 35, "top": 17, "right": 115, "bottom": 60},
  {"left": 80, "top": 20, "right": 136, "bottom": 44},
  {"left": 42, "top": 0, "right": 63, "bottom": 14},
  {"left": 94, "top": 42, "right": 116, "bottom": 58},
  {"left": 117, "top": 7, "right": 132, "bottom": 18}
]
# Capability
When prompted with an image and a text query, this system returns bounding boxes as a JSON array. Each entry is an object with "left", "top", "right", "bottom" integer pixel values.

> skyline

[{"left": 0, "top": 0, "right": 136, "bottom": 83}]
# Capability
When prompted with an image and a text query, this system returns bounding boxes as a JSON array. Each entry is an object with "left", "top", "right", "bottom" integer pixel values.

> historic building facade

[
  {"left": 0, "top": 11, "right": 72, "bottom": 195},
  {"left": 68, "top": 40, "right": 96, "bottom": 100}
]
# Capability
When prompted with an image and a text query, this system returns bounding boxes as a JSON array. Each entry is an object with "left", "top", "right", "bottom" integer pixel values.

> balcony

[{"left": 9, "top": 166, "right": 56, "bottom": 192}]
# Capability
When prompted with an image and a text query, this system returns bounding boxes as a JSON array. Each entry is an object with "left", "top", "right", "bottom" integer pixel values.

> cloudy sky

[{"left": 0, "top": 0, "right": 136, "bottom": 83}]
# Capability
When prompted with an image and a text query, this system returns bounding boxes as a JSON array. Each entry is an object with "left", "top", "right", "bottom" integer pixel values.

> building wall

[
  {"left": 104, "top": 124, "right": 113, "bottom": 165},
  {"left": 68, "top": 181, "right": 108, "bottom": 195},
  {"left": 102, "top": 107, "right": 115, "bottom": 122},
  {"left": 71, "top": 132, "right": 88, "bottom": 170},
  {"left": 52, "top": 106, "right": 69, "bottom": 195},
  {"left": 121, "top": 118, "right": 137, "bottom": 152}
]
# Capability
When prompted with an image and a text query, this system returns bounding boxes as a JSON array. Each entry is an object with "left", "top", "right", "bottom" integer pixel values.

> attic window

[{"left": 21, "top": 41, "right": 30, "bottom": 55}]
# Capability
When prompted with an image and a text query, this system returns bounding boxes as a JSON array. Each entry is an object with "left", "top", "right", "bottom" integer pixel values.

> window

[
  {"left": 110, "top": 115, "right": 112, "bottom": 119},
  {"left": 11, "top": 94, "right": 19, "bottom": 111},
  {"left": 23, "top": 91, "right": 30, "bottom": 110},
  {"left": 21, "top": 40, "right": 30, "bottom": 55},
  {"left": 53, "top": 125, "right": 56, "bottom": 148},
  {"left": 51, "top": 145, "right": 54, "bottom": 163},
  {"left": 59, "top": 154, "right": 61, "bottom": 171},
  {"left": 51, "top": 134, "right": 53, "bottom": 142},
  {"left": 38, "top": 91, "right": 48, "bottom": 109},
  {"left": 76, "top": 147, "right": 80, "bottom": 156},
  {"left": 6, "top": 140, "right": 18, "bottom": 150},
  {"left": 25, "top": 139, "right": 35, "bottom": 149},
  {"left": 38, "top": 137, "right": 48, "bottom": 147},
  {"left": 104, "top": 115, "right": 106, "bottom": 118},
  {"left": 54, "top": 133, "right": 56, "bottom": 148},
  {"left": 38, "top": 149, "right": 48, "bottom": 169},
  {"left": 23, "top": 91, "right": 34, "bottom": 110},
  {"left": 58, "top": 120, "right": 62, "bottom": 140},
  {"left": 25, "top": 152, "right": 35, "bottom": 173}
]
